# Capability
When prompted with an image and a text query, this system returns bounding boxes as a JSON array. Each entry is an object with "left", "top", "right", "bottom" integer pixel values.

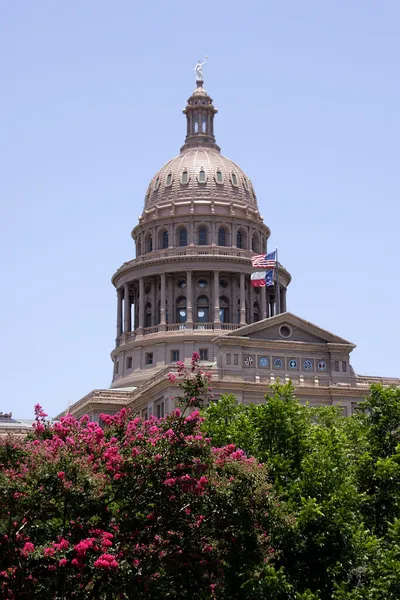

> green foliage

[{"left": 202, "top": 382, "right": 400, "bottom": 599}]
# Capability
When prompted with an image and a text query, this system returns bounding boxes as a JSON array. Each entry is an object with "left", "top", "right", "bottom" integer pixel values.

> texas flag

[{"left": 250, "top": 269, "right": 274, "bottom": 287}]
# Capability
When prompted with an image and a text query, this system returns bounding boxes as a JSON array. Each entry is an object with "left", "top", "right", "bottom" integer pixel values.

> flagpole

[{"left": 275, "top": 247, "right": 280, "bottom": 315}]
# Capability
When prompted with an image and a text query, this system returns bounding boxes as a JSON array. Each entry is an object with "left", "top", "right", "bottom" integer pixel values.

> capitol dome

[
  {"left": 144, "top": 149, "right": 258, "bottom": 209},
  {"left": 143, "top": 82, "right": 258, "bottom": 210}
]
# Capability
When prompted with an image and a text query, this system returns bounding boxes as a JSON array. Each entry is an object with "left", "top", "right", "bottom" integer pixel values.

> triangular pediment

[{"left": 216, "top": 312, "right": 355, "bottom": 348}]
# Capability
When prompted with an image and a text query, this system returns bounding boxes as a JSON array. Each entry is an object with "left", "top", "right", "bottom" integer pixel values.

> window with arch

[
  {"left": 176, "top": 296, "right": 187, "bottom": 323},
  {"left": 236, "top": 229, "right": 244, "bottom": 249},
  {"left": 154, "top": 177, "right": 160, "bottom": 191},
  {"left": 145, "top": 302, "right": 152, "bottom": 327},
  {"left": 196, "top": 295, "right": 209, "bottom": 323},
  {"left": 216, "top": 170, "right": 223, "bottom": 184},
  {"left": 198, "top": 226, "right": 208, "bottom": 245},
  {"left": 181, "top": 170, "right": 189, "bottom": 185},
  {"left": 219, "top": 296, "right": 230, "bottom": 323},
  {"left": 218, "top": 227, "right": 227, "bottom": 246},
  {"left": 161, "top": 230, "right": 169, "bottom": 249},
  {"left": 201, "top": 116, "right": 207, "bottom": 133},
  {"left": 253, "top": 301, "right": 260, "bottom": 323},
  {"left": 231, "top": 172, "right": 238, "bottom": 186},
  {"left": 166, "top": 173, "right": 172, "bottom": 186},
  {"left": 178, "top": 227, "right": 188, "bottom": 247},
  {"left": 243, "top": 178, "right": 249, "bottom": 191},
  {"left": 145, "top": 234, "right": 153, "bottom": 253},
  {"left": 194, "top": 118, "right": 199, "bottom": 133},
  {"left": 252, "top": 233, "right": 260, "bottom": 253},
  {"left": 198, "top": 168, "right": 206, "bottom": 183}
]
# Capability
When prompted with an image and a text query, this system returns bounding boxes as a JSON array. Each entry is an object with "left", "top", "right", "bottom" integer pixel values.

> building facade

[{"left": 59, "top": 76, "right": 399, "bottom": 423}]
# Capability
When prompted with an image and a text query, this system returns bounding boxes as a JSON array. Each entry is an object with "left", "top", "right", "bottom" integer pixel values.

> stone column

[
  {"left": 116, "top": 287, "right": 123, "bottom": 338},
  {"left": 138, "top": 277, "right": 144, "bottom": 334},
  {"left": 281, "top": 287, "right": 287, "bottom": 312},
  {"left": 240, "top": 273, "right": 246, "bottom": 325},
  {"left": 186, "top": 270, "right": 193, "bottom": 329},
  {"left": 151, "top": 278, "right": 156, "bottom": 326},
  {"left": 214, "top": 271, "right": 221, "bottom": 329},
  {"left": 261, "top": 285, "right": 267, "bottom": 320},
  {"left": 160, "top": 273, "right": 166, "bottom": 331},
  {"left": 123, "top": 283, "right": 131, "bottom": 333}
]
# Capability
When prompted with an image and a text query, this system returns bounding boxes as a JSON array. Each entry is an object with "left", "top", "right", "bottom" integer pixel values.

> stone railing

[
  {"left": 193, "top": 322, "right": 214, "bottom": 330},
  {"left": 117, "top": 323, "right": 241, "bottom": 344},
  {"left": 117, "top": 246, "right": 255, "bottom": 271}
]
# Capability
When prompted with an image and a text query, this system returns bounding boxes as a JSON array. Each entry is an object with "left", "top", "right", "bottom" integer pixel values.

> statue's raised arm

[{"left": 194, "top": 55, "right": 208, "bottom": 82}]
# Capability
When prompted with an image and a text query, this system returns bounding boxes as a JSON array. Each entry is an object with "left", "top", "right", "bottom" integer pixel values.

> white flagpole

[{"left": 275, "top": 247, "right": 280, "bottom": 315}]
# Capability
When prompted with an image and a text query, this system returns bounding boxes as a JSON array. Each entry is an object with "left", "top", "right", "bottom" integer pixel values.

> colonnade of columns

[{"left": 116, "top": 272, "right": 287, "bottom": 339}]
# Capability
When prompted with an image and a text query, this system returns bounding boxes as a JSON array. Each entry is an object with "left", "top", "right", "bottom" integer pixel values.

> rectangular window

[
  {"left": 126, "top": 356, "right": 132, "bottom": 369},
  {"left": 148, "top": 406, "right": 153, "bottom": 417},
  {"left": 234, "top": 354, "right": 239, "bottom": 365},
  {"left": 334, "top": 360, "right": 340, "bottom": 372},
  {"left": 226, "top": 353, "right": 231, "bottom": 365},
  {"left": 171, "top": 350, "right": 180, "bottom": 362},
  {"left": 342, "top": 361, "right": 347, "bottom": 372},
  {"left": 145, "top": 352, "right": 153, "bottom": 365},
  {"left": 115, "top": 360, "right": 119, "bottom": 374},
  {"left": 200, "top": 348, "right": 208, "bottom": 361},
  {"left": 156, "top": 401, "right": 165, "bottom": 419}
]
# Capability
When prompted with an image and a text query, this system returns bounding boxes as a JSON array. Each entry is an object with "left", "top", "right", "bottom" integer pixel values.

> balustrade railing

[
  {"left": 143, "top": 326, "right": 159, "bottom": 335},
  {"left": 118, "top": 246, "right": 254, "bottom": 271}
]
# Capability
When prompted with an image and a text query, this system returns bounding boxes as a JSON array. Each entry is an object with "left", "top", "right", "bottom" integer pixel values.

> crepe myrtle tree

[{"left": 0, "top": 353, "right": 287, "bottom": 600}]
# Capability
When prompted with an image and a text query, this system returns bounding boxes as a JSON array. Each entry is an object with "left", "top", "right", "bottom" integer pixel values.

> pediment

[{"left": 218, "top": 312, "right": 355, "bottom": 348}]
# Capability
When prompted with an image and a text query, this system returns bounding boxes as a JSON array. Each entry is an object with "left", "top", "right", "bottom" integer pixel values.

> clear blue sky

[{"left": 1, "top": 1, "right": 399, "bottom": 418}]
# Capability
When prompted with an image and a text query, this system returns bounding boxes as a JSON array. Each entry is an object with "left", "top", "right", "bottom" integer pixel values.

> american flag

[{"left": 251, "top": 250, "right": 277, "bottom": 269}]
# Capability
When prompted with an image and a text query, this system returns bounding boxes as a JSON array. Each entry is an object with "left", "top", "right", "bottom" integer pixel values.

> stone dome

[{"left": 144, "top": 148, "right": 258, "bottom": 210}]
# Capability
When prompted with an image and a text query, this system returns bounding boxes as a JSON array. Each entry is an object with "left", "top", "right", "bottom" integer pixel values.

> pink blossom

[
  {"left": 167, "top": 373, "right": 177, "bottom": 383},
  {"left": 57, "top": 471, "right": 65, "bottom": 479},
  {"left": 21, "top": 542, "right": 35, "bottom": 557}
]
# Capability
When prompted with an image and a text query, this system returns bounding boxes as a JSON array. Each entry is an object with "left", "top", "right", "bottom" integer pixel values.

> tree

[{"left": 0, "top": 354, "right": 283, "bottom": 599}]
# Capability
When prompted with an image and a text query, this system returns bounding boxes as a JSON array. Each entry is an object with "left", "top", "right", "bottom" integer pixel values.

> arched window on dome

[
  {"left": 216, "top": 170, "right": 223, "bottom": 184},
  {"left": 196, "top": 295, "right": 209, "bottom": 323},
  {"left": 161, "top": 230, "right": 169, "bottom": 249},
  {"left": 166, "top": 173, "right": 173, "bottom": 186},
  {"left": 136, "top": 236, "right": 142, "bottom": 257},
  {"left": 253, "top": 301, "right": 260, "bottom": 323},
  {"left": 145, "top": 233, "right": 153, "bottom": 253},
  {"left": 231, "top": 172, "right": 238, "bottom": 187},
  {"left": 252, "top": 233, "right": 260, "bottom": 253},
  {"left": 198, "top": 168, "right": 206, "bottom": 183},
  {"left": 154, "top": 176, "right": 160, "bottom": 191},
  {"left": 236, "top": 229, "right": 245, "bottom": 249},
  {"left": 145, "top": 302, "right": 152, "bottom": 328},
  {"left": 176, "top": 296, "right": 187, "bottom": 324},
  {"left": 194, "top": 118, "right": 199, "bottom": 133},
  {"left": 198, "top": 226, "right": 208, "bottom": 246},
  {"left": 218, "top": 227, "right": 227, "bottom": 247},
  {"left": 177, "top": 227, "right": 188, "bottom": 247},
  {"left": 202, "top": 116, "right": 207, "bottom": 133},
  {"left": 219, "top": 296, "right": 230, "bottom": 323},
  {"left": 181, "top": 170, "right": 189, "bottom": 185}
]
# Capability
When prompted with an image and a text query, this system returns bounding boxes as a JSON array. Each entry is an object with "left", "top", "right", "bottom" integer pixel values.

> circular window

[
  {"left": 274, "top": 358, "right": 284, "bottom": 369},
  {"left": 179, "top": 310, "right": 186, "bottom": 318},
  {"left": 177, "top": 279, "right": 186, "bottom": 289},
  {"left": 303, "top": 360, "right": 313, "bottom": 370},
  {"left": 144, "top": 284, "right": 151, "bottom": 295},
  {"left": 244, "top": 356, "right": 254, "bottom": 366},
  {"left": 318, "top": 361, "right": 327, "bottom": 371},
  {"left": 259, "top": 357, "right": 269, "bottom": 367},
  {"left": 288, "top": 359, "right": 297, "bottom": 369},
  {"left": 198, "top": 278, "right": 208, "bottom": 288},
  {"left": 279, "top": 325, "right": 292, "bottom": 339},
  {"left": 198, "top": 310, "right": 205, "bottom": 318},
  {"left": 220, "top": 278, "right": 228, "bottom": 288}
]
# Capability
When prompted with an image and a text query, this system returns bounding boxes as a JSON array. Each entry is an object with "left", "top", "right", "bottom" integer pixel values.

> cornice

[{"left": 112, "top": 256, "right": 292, "bottom": 287}]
